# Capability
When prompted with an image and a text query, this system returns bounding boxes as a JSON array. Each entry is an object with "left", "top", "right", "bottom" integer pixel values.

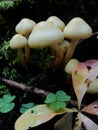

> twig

[
  {"left": 0, "top": 77, "right": 49, "bottom": 98},
  {"left": 0, "top": 77, "right": 86, "bottom": 108}
]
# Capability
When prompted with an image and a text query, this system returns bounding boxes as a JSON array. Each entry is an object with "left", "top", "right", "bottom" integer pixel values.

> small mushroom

[
  {"left": 28, "top": 21, "right": 64, "bottom": 67},
  {"left": 47, "top": 16, "right": 65, "bottom": 31},
  {"left": 47, "top": 16, "right": 66, "bottom": 67},
  {"left": 64, "top": 58, "right": 80, "bottom": 75},
  {"left": 10, "top": 34, "right": 28, "bottom": 67},
  {"left": 63, "top": 17, "right": 93, "bottom": 64},
  {"left": 15, "top": 18, "right": 36, "bottom": 65},
  {"left": 15, "top": 18, "right": 36, "bottom": 37},
  {"left": 58, "top": 40, "right": 70, "bottom": 54},
  {"left": 87, "top": 78, "right": 98, "bottom": 94}
]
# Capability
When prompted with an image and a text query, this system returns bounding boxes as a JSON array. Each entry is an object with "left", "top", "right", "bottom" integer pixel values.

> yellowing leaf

[
  {"left": 86, "top": 64, "right": 98, "bottom": 81},
  {"left": 82, "top": 100, "right": 98, "bottom": 116},
  {"left": 72, "top": 63, "right": 88, "bottom": 109},
  {"left": 72, "top": 60, "right": 98, "bottom": 109},
  {"left": 83, "top": 60, "right": 98, "bottom": 92},
  {"left": 15, "top": 104, "right": 68, "bottom": 130}
]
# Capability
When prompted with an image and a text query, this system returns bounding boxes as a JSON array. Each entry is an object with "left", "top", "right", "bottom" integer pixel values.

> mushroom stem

[
  {"left": 24, "top": 45, "right": 30, "bottom": 65},
  {"left": 49, "top": 44, "right": 64, "bottom": 68},
  {"left": 63, "top": 39, "right": 78, "bottom": 65},
  {"left": 9, "top": 34, "right": 28, "bottom": 68},
  {"left": 24, "top": 33, "right": 31, "bottom": 66},
  {"left": 18, "top": 49, "right": 25, "bottom": 67}
]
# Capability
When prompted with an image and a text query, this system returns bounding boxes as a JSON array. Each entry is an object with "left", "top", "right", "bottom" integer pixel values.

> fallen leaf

[
  {"left": 72, "top": 63, "right": 88, "bottom": 109},
  {"left": 82, "top": 100, "right": 98, "bottom": 116},
  {"left": 77, "top": 112, "right": 98, "bottom": 130},
  {"left": 54, "top": 112, "right": 73, "bottom": 130},
  {"left": 15, "top": 104, "right": 74, "bottom": 130}
]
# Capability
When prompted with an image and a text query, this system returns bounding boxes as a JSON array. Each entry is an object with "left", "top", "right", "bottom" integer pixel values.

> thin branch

[
  {"left": 0, "top": 77, "right": 86, "bottom": 108},
  {"left": 0, "top": 77, "right": 49, "bottom": 98}
]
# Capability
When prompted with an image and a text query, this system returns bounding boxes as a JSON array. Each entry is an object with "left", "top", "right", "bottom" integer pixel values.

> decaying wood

[
  {"left": 0, "top": 77, "right": 49, "bottom": 98},
  {"left": 0, "top": 77, "right": 85, "bottom": 108}
]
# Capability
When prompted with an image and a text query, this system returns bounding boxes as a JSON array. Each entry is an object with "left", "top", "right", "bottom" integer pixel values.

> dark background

[
  {"left": 0, "top": 1, "right": 98, "bottom": 130},
  {"left": 1, "top": 0, "right": 98, "bottom": 36}
]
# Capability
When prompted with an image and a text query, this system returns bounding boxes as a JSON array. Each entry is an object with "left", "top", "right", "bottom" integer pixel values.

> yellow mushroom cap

[
  {"left": 64, "top": 17, "right": 93, "bottom": 40},
  {"left": 28, "top": 21, "right": 64, "bottom": 48},
  {"left": 10, "top": 34, "right": 28, "bottom": 49},
  {"left": 47, "top": 16, "right": 65, "bottom": 31},
  {"left": 64, "top": 58, "right": 80, "bottom": 74},
  {"left": 59, "top": 40, "right": 70, "bottom": 52},
  {"left": 15, "top": 18, "right": 36, "bottom": 36},
  {"left": 87, "top": 78, "right": 98, "bottom": 94}
]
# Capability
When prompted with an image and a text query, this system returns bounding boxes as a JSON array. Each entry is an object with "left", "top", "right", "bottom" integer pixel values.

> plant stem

[
  {"left": 18, "top": 49, "right": 25, "bottom": 68},
  {"left": 62, "top": 40, "right": 78, "bottom": 71},
  {"left": 49, "top": 44, "right": 64, "bottom": 68},
  {"left": 25, "top": 45, "right": 30, "bottom": 65}
]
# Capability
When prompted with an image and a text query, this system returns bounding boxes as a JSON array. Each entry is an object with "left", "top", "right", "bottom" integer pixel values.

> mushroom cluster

[
  {"left": 28, "top": 20, "right": 65, "bottom": 68},
  {"left": 10, "top": 18, "right": 36, "bottom": 68},
  {"left": 10, "top": 16, "right": 93, "bottom": 70}
]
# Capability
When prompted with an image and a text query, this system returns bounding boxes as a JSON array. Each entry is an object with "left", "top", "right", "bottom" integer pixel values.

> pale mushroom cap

[
  {"left": 87, "top": 78, "right": 98, "bottom": 94},
  {"left": 64, "top": 17, "right": 93, "bottom": 40},
  {"left": 10, "top": 34, "right": 28, "bottom": 49},
  {"left": 59, "top": 40, "right": 70, "bottom": 52},
  {"left": 28, "top": 21, "right": 64, "bottom": 48},
  {"left": 15, "top": 18, "right": 36, "bottom": 36},
  {"left": 65, "top": 58, "right": 80, "bottom": 74},
  {"left": 47, "top": 16, "right": 65, "bottom": 30}
]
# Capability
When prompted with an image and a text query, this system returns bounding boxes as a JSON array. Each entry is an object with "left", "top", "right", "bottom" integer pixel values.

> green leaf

[
  {"left": 0, "top": 99, "right": 4, "bottom": 108},
  {"left": 0, "top": 102, "right": 15, "bottom": 113},
  {"left": 57, "top": 102, "right": 66, "bottom": 109},
  {"left": 0, "top": 1, "right": 14, "bottom": 10},
  {"left": 56, "top": 90, "right": 71, "bottom": 102},
  {"left": 50, "top": 101, "right": 66, "bottom": 111},
  {"left": 44, "top": 93, "right": 56, "bottom": 103},
  {"left": 20, "top": 107, "right": 27, "bottom": 114},
  {"left": 3, "top": 94, "right": 16, "bottom": 103},
  {"left": 50, "top": 101, "right": 59, "bottom": 110},
  {"left": 22, "top": 102, "right": 35, "bottom": 108},
  {"left": 20, "top": 102, "right": 35, "bottom": 113},
  {"left": 0, "top": 94, "right": 15, "bottom": 113}
]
